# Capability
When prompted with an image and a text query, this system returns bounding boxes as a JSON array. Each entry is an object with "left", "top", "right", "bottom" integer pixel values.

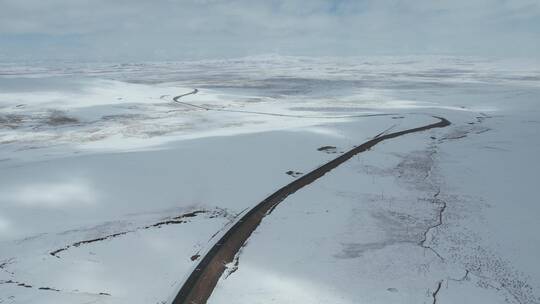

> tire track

[
  {"left": 172, "top": 89, "right": 396, "bottom": 119},
  {"left": 171, "top": 116, "right": 451, "bottom": 304}
]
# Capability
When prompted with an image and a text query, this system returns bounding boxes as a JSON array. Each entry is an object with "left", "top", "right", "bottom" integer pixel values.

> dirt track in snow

[{"left": 172, "top": 89, "right": 395, "bottom": 119}]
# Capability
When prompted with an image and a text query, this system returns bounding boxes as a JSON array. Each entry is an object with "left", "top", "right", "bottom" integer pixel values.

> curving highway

[{"left": 170, "top": 114, "right": 451, "bottom": 304}]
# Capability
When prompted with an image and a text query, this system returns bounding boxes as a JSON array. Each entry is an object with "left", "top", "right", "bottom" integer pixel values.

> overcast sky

[{"left": 0, "top": 0, "right": 539, "bottom": 62}]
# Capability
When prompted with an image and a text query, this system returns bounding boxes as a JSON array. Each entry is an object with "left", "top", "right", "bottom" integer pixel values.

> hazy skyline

[{"left": 1, "top": 0, "right": 539, "bottom": 62}]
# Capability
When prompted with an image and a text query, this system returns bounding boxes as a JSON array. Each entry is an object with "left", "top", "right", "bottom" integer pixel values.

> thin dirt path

[
  {"left": 172, "top": 89, "right": 396, "bottom": 119},
  {"left": 171, "top": 115, "right": 451, "bottom": 304}
]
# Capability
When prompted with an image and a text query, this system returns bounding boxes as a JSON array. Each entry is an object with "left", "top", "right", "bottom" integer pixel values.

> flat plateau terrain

[{"left": 1, "top": 56, "right": 539, "bottom": 304}]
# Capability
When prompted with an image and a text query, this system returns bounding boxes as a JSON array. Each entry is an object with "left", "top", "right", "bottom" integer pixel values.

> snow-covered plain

[{"left": 1, "top": 56, "right": 539, "bottom": 303}]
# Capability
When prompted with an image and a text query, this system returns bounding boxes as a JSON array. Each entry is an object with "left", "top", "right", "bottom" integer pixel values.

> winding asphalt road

[{"left": 169, "top": 95, "right": 451, "bottom": 304}]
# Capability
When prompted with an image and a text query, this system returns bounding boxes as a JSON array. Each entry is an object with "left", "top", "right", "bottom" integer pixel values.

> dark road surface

[{"left": 171, "top": 114, "right": 451, "bottom": 304}]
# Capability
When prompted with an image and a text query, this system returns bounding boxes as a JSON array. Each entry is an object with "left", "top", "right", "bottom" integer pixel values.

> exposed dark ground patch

[
  {"left": 45, "top": 110, "right": 79, "bottom": 126},
  {"left": 50, "top": 209, "right": 228, "bottom": 258},
  {"left": 0, "top": 279, "right": 110, "bottom": 296},
  {"left": 317, "top": 145, "right": 337, "bottom": 153},
  {"left": 0, "top": 114, "right": 24, "bottom": 129},
  {"left": 285, "top": 170, "right": 303, "bottom": 177}
]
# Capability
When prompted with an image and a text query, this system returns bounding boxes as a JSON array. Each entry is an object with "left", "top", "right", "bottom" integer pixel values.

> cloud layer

[{"left": 0, "top": 0, "right": 539, "bottom": 61}]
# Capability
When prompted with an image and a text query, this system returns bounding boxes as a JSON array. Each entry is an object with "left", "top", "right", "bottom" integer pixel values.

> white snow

[{"left": 1, "top": 56, "right": 539, "bottom": 304}]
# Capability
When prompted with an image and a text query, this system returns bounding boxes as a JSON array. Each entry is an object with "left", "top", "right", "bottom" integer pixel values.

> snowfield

[{"left": 1, "top": 56, "right": 539, "bottom": 304}]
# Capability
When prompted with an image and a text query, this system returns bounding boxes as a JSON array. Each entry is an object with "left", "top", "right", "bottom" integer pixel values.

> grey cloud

[{"left": 0, "top": 0, "right": 538, "bottom": 62}]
